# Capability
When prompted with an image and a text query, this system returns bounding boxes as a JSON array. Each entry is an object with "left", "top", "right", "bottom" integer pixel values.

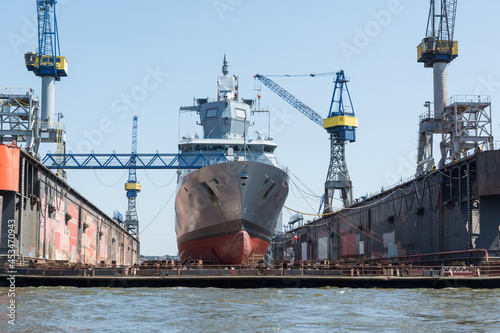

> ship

[{"left": 174, "top": 56, "right": 289, "bottom": 265}]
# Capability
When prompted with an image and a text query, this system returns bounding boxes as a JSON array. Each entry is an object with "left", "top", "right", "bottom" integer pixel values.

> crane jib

[{"left": 254, "top": 74, "right": 324, "bottom": 127}]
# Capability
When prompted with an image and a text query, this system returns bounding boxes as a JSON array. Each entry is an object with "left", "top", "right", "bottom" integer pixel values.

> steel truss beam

[{"left": 42, "top": 152, "right": 229, "bottom": 169}]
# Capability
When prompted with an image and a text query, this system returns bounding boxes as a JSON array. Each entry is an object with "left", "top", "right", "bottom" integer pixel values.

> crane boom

[
  {"left": 254, "top": 74, "right": 323, "bottom": 127},
  {"left": 426, "top": 0, "right": 457, "bottom": 42},
  {"left": 446, "top": 0, "right": 458, "bottom": 41}
]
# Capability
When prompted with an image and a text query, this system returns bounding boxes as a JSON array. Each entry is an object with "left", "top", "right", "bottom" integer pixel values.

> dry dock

[
  {"left": 0, "top": 144, "right": 139, "bottom": 267},
  {"left": 2, "top": 274, "right": 500, "bottom": 289},
  {"left": 2, "top": 261, "right": 500, "bottom": 289}
]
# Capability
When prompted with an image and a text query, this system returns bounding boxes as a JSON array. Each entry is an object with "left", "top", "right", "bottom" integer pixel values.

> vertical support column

[
  {"left": 41, "top": 179, "right": 46, "bottom": 259},
  {"left": 433, "top": 62, "right": 448, "bottom": 119},
  {"left": 435, "top": 61, "right": 448, "bottom": 168},
  {"left": 77, "top": 206, "right": 83, "bottom": 263},
  {"left": 120, "top": 232, "right": 125, "bottom": 266},
  {"left": 135, "top": 239, "right": 139, "bottom": 265},
  {"left": 329, "top": 232, "right": 335, "bottom": 261},
  {"left": 19, "top": 156, "right": 25, "bottom": 255},
  {"left": 41, "top": 76, "right": 56, "bottom": 127},
  {"left": 36, "top": 182, "right": 40, "bottom": 258},
  {"left": 367, "top": 209, "right": 371, "bottom": 260},
  {"left": 466, "top": 162, "right": 472, "bottom": 249},
  {"left": 96, "top": 219, "right": 100, "bottom": 265},
  {"left": 325, "top": 136, "right": 353, "bottom": 211}
]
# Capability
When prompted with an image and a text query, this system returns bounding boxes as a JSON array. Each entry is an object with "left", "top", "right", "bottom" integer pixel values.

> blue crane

[
  {"left": 417, "top": 0, "right": 458, "bottom": 68},
  {"left": 24, "top": 0, "right": 68, "bottom": 125},
  {"left": 124, "top": 116, "right": 141, "bottom": 237},
  {"left": 24, "top": 0, "right": 68, "bottom": 173},
  {"left": 24, "top": 0, "right": 68, "bottom": 80},
  {"left": 416, "top": 0, "right": 458, "bottom": 173},
  {"left": 255, "top": 71, "right": 358, "bottom": 210}
]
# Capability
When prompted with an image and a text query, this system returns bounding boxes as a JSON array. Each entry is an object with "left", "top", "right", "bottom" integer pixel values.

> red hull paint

[
  {"left": 178, "top": 231, "right": 269, "bottom": 265},
  {"left": 0, "top": 144, "right": 20, "bottom": 192}
]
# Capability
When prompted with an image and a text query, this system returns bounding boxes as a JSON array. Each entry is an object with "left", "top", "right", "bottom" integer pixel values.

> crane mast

[
  {"left": 21, "top": 0, "right": 68, "bottom": 175},
  {"left": 24, "top": 0, "right": 68, "bottom": 127},
  {"left": 255, "top": 72, "right": 357, "bottom": 211},
  {"left": 324, "top": 71, "right": 357, "bottom": 211},
  {"left": 124, "top": 115, "right": 141, "bottom": 237},
  {"left": 418, "top": 0, "right": 458, "bottom": 117},
  {"left": 416, "top": 0, "right": 458, "bottom": 172}
]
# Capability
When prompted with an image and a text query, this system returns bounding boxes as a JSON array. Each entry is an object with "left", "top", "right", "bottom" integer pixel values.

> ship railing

[
  {"left": 447, "top": 95, "right": 491, "bottom": 105},
  {"left": 384, "top": 175, "right": 415, "bottom": 192},
  {"left": 277, "top": 161, "right": 289, "bottom": 172},
  {"left": 39, "top": 121, "right": 66, "bottom": 131},
  {"left": 419, "top": 110, "right": 437, "bottom": 122},
  {"left": 359, "top": 174, "right": 416, "bottom": 202}
]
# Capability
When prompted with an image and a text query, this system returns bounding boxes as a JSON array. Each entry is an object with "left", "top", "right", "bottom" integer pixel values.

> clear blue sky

[{"left": 2, "top": 0, "right": 500, "bottom": 255}]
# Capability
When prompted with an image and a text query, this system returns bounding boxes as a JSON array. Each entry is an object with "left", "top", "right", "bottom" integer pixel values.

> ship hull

[{"left": 175, "top": 161, "right": 288, "bottom": 264}]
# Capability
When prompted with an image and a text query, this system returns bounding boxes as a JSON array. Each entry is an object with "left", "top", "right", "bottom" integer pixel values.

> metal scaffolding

[
  {"left": 440, "top": 95, "right": 493, "bottom": 166},
  {"left": 0, "top": 88, "right": 40, "bottom": 157}
]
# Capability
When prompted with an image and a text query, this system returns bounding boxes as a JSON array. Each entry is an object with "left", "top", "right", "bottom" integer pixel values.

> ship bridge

[
  {"left": 180, "top": 55, "right": 254, "bottom": 140},
  {"left": 180, "top": 98, "right": 253, "bottom": 140},
  {"left": 178, "top": 136, "right": 278, "bottom": 166},
  {"left": 198, "top": 99, "right": 252, "bottom": 139}
]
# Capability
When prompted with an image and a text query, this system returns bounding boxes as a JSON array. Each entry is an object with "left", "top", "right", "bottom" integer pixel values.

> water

[{"left": 1, "top": 287, "right": 499, "bottom": 332}]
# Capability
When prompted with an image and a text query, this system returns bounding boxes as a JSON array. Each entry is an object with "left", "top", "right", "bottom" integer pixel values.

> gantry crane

[
  {"left": 124, "top": 115, "right": 141, "bottom": 237},
  {"left": 416, "top": 0, "right": 458, "bottom": 172},
  {"left": 255, "top": 71, "right": 357, "bottom": 211}
]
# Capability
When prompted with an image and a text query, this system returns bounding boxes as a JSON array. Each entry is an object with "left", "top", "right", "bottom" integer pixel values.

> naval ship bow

[{"left": 174, "top": 56, "right": 289, "bottom": 265}]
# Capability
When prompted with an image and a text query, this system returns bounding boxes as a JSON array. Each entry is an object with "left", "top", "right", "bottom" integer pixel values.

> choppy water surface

[{"left": 1, "top": 286, "right": 499, "bottom": 332}]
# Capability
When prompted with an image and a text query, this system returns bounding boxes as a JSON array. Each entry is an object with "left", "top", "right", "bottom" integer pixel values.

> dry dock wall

[
  {"left": 274, "top": 151, "right": 500, "bottom": 263},
  {"left": 0, "top": 145, "right": 139, "bottom": 266},
  {"left": 2, "top": 274, "right": 499, "bottom": 289}
]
